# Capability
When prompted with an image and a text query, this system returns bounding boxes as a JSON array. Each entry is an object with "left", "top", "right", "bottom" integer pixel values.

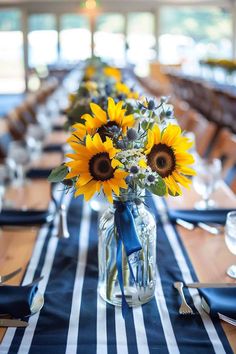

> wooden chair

[
  {"left": 183, "top": 111, "right": 217, "bottom": 157},
  {"left": 0, "top": 120, "right": 13, "bottom": 160},
  {"left": 209, "top": 128, "right": 236, "bottom": 193},
  {"left": 7, "top": 109, "right": 26, "bottom": 140},
  {"left": 16, "top": 103, "right": 36, "bottom": 127}
]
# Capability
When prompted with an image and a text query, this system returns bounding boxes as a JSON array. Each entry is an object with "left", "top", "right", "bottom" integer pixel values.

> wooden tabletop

[{"left": 0, "top": 133, "right": 236, "bottom": 351}]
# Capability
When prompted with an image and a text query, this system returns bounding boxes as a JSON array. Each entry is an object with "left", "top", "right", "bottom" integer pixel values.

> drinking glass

[
  {"left": 225, "top": 211, "right": 236, "bottom": 279},
  {"left": 25, "top": 124, "right": 45, "bottom": 160},
  {"left": 192, "top": 158, "right": 222, "bottom": 210},
  {"left": 0, "top": 164, "right": 8, "bottom": 212},
  {"left": 8, "top": 141, "right": 30, "bottom": 187}
]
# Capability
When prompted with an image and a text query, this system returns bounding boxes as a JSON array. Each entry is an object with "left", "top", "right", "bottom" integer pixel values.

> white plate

[{"left": 30, "top": 292, "right": 44, "bottom": 315}]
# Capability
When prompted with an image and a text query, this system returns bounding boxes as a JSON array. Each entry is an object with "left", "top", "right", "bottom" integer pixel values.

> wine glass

[
  {"left": 225, "top": 211, "right": 236, "bottom": 279},
  {"left": 25, "top": 124, "right": 45, "bottom": 160},
  {"left": 8, "top": 141, "right": 31, "bottom": 187},
  {"left": 0, "top": 164, "right": 8, "bottom": 212},
  {"left": 192, "top": 158, "right": 222, "bottom": 210}
]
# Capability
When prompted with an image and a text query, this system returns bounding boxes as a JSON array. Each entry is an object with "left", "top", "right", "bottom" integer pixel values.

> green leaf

[
  {"left": 147, "top": 177, "right": 166, "bottom": 197},
  {"left": 168, "top": 189, "right": 181, "bottom": 197},
  {"left": 48, "top": 164, "right": 69, "bottom": 183}
]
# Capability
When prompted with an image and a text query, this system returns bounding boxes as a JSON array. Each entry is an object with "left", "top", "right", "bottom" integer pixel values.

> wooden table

[{"left": 0, "top": 134, "right": 236, "bottom": 352}]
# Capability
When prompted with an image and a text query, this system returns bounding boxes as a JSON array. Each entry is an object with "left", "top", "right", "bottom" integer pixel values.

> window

[
  {"left": 94, "top": 14, "right": 125, "bottom": 65},
  {"left": 28, "top": 14, "right": 58, "bottom": 68},
  {"left": 159, "top": 7, "right": 232, "bottom": 70},
  {"left": 127, "top": 12, "right": 156, "bottom": 75},
  {"left": 60, "top": 14, "right": 91, "bottom": 62},
  {"left": 0, "top": 9, "right": 24, "bottom": 93}
]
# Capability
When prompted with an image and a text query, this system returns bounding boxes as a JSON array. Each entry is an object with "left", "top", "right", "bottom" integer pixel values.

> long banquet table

[{"left": 0, "top": 78, "right": 236, "bottom": 353}]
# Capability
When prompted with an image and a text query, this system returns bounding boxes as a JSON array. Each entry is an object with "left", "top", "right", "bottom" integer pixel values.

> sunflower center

[
  {"left": 147, "top": 143, "right": 176, "bottom": 178},
  {"left": 98, "top": 122, "right": 120, "bottom": 142},
  {"left": 89, "top": 152, "right": 114, "bottom": 181}
]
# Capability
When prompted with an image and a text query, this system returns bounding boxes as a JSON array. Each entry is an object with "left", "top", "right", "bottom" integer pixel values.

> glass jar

[{"left": 98, "top": 190, "right": 156, "bottom": 307}]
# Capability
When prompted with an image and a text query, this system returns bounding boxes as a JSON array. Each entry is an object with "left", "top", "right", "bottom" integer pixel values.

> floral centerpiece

[
  {"left": 49, "top": 63, "right": 195, "bottom": 317},
  {"left": 64, "top": 59, "right": 140, "bottom": 129}
]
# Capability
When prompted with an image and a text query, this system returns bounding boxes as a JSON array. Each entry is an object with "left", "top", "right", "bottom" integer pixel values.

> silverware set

[
  {"left": 173, "top": 280, "right": 236, "bottom": 326},
  {"left": 0, "top": 268, "right": 43, "bottom": 328},
  {"left": 176, "top": 218, "right": 223, "bottom": 235}
]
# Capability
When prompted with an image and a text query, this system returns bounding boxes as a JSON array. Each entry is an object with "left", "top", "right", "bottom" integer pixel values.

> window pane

[
  {"left": 127, "top": 12, "right": 156, "bottom": 75},
  {"left": 0, "top": 10, "right": 21, "bottom": 31},
  {"left": 0, "top": 9, "right": 24, "bottom": 93},
  {"left": 28, "top": 14, "right": 58, "bottom": 67},
  {"left": 94, "top": 14, "right": 125, "bottom": 66},
  {"left": 60, "top": 14, "right": 91, "bottom": 62},
  {"left": 159, "top": 6, "right": 232, "bottom": 69}
]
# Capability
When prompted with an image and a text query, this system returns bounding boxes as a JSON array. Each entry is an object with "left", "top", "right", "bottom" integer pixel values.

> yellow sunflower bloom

[
  {"left": 115, "top": 82, "right": 140, "bottom": 99},
  {"left": 81, "top": 97, "right": 135, "bottom": 141},
  {"left": 84, "top": 66, "right": 96, "bottom": 80},
  {"left": 145, "top": 124, "right": 196, "bottom": 196},
  {"left": 68, "top": 93, "right": 76, "bottom": 105},
  {"left": 83, "top": 80, "right": 98, "bottom": 92},
  {"left": 103, "top": 67, "right": 122, "bottom": 82},
  {"left": 65, "top": 133, "right": 128, "bottom": 203}
]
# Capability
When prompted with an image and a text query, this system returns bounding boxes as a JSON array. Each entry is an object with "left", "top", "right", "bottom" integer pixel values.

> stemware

[
  {"left": 225, "top": 211, "right": 236, "bottom": 279},
  {"left": 192, "top": 158, "right": 222, "bottom": 210},
  {"left": 8, "top": 141, "right": 31, "bottom": 187},
  {"left": 25, "top": 124, "right": 45, "bottom": 160},
  {"left": 0, "top": 164, "right": 8, "bottom": 212}
]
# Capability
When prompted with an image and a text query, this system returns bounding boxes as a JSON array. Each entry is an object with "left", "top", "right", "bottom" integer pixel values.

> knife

[
  {"left": 197, "top": 222, "right": 220, "bottom": 235},
  {"left": 0, "top": 319, "right": 28, "bottom": 327},
  {"left": 175, "top": 219, "right": 220, "bottom": 235},
  {"left": 186, "top": 282, "right": 236, "bottom": 288},
  {"left": 0, "top": 268, "right": 22, "bottom": 285}
]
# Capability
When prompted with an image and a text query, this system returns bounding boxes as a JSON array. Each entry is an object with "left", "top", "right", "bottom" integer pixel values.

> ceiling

[{"left": 0, "top": 0, "right": 233, "bottom": 12}]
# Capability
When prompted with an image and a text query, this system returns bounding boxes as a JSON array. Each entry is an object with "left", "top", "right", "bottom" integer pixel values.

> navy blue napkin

[
  {"left": 52, "top": 125, "right": 64, "bottom": 132},
  {"left": 0, "top": 209, "right": 53, "bottom": 226},
  {"left": 26, "top": 168, "right": 52, "bottom": 179},
  {"left": 0, "top": 284, "right": 38, "bottom": 318},
  {"left": 168, "top": 209, "right": 236, "bottom": 225},
  {"left": 199, "top": 287, "right": 236, "bottom": 319},
  {"left": 43, "top": 144, "right": 63, "bottom": 153}
]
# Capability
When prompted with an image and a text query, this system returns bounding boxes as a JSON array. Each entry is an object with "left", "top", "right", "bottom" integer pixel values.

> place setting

[{"left": 0, "top": 268, "right": 44, "bottom": 328}]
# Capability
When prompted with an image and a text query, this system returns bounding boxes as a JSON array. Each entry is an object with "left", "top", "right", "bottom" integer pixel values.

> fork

[{"left": 174, "top": 281, "right": 194, "bottom": 315}]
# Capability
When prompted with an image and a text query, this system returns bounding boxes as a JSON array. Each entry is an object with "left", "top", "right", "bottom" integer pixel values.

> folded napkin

[
  {"left": 168, "top": 209, "right": 236, "bottom": 225},
  {"left": 0, "top": 284, "right": 38, "bottom": 319},
  {"left": 199, "top": 287, "right": 236, "bottom": 319},
  {"left": 52, "top": 125, "right": 64, "bottom": 132},
  {"left": 26, "top": 168, "right": 52, "bottom": 179},
  {"left": 43, "top": 144, "right": 63, "bottom": 153},
  {"left": 0, "top": 209, "right": 53, "bottom": 226}
]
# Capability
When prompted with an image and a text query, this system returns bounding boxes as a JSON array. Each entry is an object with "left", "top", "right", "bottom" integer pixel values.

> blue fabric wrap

[
  {"left": 0, "top": 284, "right": 38, "bottom": 318},
  {"left": 168, "top": 208, "right": 236, "bottom": 225},
  {"left": 114, "top": 201, "right": 142, "bottom": 318},
  {"left": 198, "top": 287, "right": 236, "bottom": 319},
  {"left": 0, "top": 209, "right": 53, "bottom": 226}
]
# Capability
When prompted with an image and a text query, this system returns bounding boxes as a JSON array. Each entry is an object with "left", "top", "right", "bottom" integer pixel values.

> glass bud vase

[{"left": 98, "top": 190, "right": 156, "bottom": 307}]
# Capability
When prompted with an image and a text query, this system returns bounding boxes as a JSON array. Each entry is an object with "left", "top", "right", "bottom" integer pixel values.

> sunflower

[
  {"left": 115, "top": 82, "right": 139, "bottom": 99},
  {"left": 84, "top": 66, "right": 96, "bottom": 80},
  {"left": 76, "top": 97, "right": 135, "bottom": 141},
  {"left": 65, "top": 133, "right": 128, "bottom": 202},
  {"left": 83, "top": 80, "right": 98, "bottom": 92},
  {"left": 103, "top": 67, "right": 122, "bottom": 82},
  {"left": 145, "top": 124, "right": 196, "bottom": 195}
]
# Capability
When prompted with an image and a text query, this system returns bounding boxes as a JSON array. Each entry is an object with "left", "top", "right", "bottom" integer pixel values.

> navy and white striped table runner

[{"left": 0, "top": 191, "right": 232, "bottom": 354}]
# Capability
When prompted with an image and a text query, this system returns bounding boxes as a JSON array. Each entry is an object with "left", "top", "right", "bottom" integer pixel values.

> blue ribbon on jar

[{"left": 114, "top": 200, "right": 142, "bottom": 318}]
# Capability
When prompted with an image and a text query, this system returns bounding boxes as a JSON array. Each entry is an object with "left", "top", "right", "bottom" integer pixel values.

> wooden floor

[{"left": 0, "top": 132, "right": 236, "bottom": 352}]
